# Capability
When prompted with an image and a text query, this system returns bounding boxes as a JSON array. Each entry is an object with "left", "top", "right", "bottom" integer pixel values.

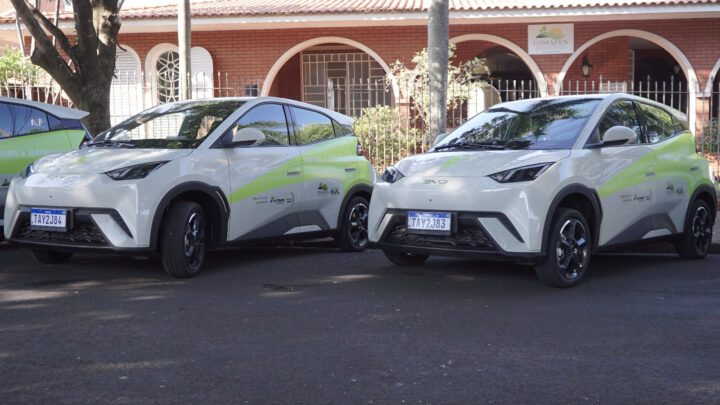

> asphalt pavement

[{"left": 1, "top": 241, "right": 720, "bottom": 404}]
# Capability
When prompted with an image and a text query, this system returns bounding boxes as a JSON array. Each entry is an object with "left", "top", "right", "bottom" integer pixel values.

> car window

[
  {"left": 333, "top": 121, "right": 354, "bottom": 137},
  {"left": 225, "top": 103, "right": 290, "bottom": 146},
  {"left": 637, "top": 103, "right": 675, "bottom": 143},
  {"left": 589, "top": 100, "right": 642, "bottom": 145},
  {"left": 291, "top": 107, "right": 335, "bottom": 145},
  {"left": 672, "top": 115, "right": 689, "bottom": 133},
  {"left": 11, "top": 105, "right": 49, "bottom": 136},
  {"left": 0, "top": 103, "right": 12, "bottom": 138}
]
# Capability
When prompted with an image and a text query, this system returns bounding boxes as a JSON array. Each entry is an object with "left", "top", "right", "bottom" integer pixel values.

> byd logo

[{"left": 423, "top": 179, "right": 448, "bottom": 184}]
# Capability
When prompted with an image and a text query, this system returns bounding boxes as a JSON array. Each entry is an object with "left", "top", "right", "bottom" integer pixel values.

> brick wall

[{"left": 115, "top": 18, "right": 718, "bottom": 94}]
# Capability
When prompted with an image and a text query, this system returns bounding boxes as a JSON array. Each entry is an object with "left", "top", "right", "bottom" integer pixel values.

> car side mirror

[
  {"left": 232, "top": 127, "right": 265, "bottom": 147},
  {"left": 602, "top": 126, "right": 637, "bottom": 146}
]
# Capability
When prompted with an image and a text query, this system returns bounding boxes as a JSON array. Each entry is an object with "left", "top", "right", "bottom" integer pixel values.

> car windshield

[
  {"left": 434, "top": 98, "right": 601, "bottom": 151},
  {"left": 90, "top": 100, "right": 245, "bottom": 149}
]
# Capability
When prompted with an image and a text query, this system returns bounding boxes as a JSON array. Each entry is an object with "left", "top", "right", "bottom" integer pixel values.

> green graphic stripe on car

[
  {"left": 598, "top": 133, "right": 712, "bottom": 198},
  {"left": 0, "top": 130, "right": 72, "bottom": 175},
  {"left": 227, "top": 155, "right": 304, "bottom": 203},
  {"left": 66, "top": 130, "right": 87, "bottom": 147}
]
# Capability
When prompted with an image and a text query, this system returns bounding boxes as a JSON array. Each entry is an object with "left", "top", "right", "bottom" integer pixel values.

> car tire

[
  {"left": 382, "top": 250, "right": 429, "bottom": 266},
  {"left": 161, "top": 201, "right": 207, "bottom": 278},
  {"left": 32, "top": 250, "right": 73, "bottom": 264},
  {"left": 337, "top": 195, "right": 369, "bottom": 252},
  {"left": 675, "top": 199, "right": 713, "bottom": 259},
  {"left": 534, "top": 208, "right": 591, "bottom": 288}
]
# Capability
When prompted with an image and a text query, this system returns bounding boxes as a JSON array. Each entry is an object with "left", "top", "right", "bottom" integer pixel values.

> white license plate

[
  {"left": 30, "top": 208, "right": 67, "bottom": 231},
  {"left": 407, "top": 211, "right": 451, "bottom": 233}
]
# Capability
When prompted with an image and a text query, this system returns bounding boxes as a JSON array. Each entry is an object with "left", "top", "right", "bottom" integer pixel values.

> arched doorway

[
  {"left": 556, "top": 29, "right": 697, "bottom": 129},
  {"left": 262, "top": 37, "right": 398, "bottom": 117}
]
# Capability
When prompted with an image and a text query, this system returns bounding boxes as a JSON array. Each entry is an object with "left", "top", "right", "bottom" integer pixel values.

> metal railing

[{"left": 1, "top": 69, "right": 717, "bottom": 175}]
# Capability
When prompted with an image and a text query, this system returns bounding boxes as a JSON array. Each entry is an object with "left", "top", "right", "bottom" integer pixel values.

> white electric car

[
  {"left": 4, "top": 97, "right": 374, "bottom": 277},
  {"left": 369, "top": 94, "right": 716, "bottom": 287}
]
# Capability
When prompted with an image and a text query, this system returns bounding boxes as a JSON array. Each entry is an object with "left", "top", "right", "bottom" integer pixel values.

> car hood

[
  {"left": 33, "top": 148, "right": 192, "bottom": 174},
  {"left": 393, "top": 149, "right": 571, "bottom": 178}
]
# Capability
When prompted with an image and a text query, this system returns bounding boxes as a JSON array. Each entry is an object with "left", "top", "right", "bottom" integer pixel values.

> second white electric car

[
  {"left": 369, "top": 94, "right": 716, "bottom": 287},
  {"left": 4, "top": 97, "right": 374, "bottom": 277}
]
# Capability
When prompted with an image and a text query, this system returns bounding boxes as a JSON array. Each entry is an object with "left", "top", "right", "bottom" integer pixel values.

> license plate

[
  {"left": 30, "top": 208, "right": 67, "bottom": 232},
  {"left": 407, "top": 211, "right": 451, "bottom": 233}
]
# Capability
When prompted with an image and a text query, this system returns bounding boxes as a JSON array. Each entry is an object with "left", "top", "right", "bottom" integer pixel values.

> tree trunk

[
  {"left": 178, "top": 0, "right": 191, "bottom": 100},
  {"left": 10, "top": 0, "right": 121, "bottom": 136},
  {"left": 428, "top": 0, "right": 449, "bottom": 145}
]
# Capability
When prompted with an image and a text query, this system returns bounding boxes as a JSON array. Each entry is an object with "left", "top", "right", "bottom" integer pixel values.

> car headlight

[
  {"left": 20, "top": 162, "right": 36, "bottom": 179},
  {"left": 380, "top": 166, "right": 405, "bottom": 183},
  {"left": 488, "top": 163, "right": 554, "bottom": 183},
  {"left": 105, "top": 161, "right": 168, "bottom": 181}
]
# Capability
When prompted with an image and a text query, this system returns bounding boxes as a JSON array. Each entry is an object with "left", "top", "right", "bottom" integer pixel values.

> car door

[
  {"left": 288, "top": 106, "right": 358, "bottom": 231},
  {"left": 636, "top": 102, "right": 692, "bottom": 234},
  {"left": 591, "top": 99, "right": 659, "bottom": 246},
  {"left": 221, "top": 103, "right": 303, "bottom": 241}
]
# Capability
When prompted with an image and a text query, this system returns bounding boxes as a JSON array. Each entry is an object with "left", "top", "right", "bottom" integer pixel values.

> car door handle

[
  {"left": 286, "top": 170, "right": 301, "bottom": 177},
  {"left": 344, "top": 167, "right": 357, "bottom": 173},
  {"left": 645, "top": 171, "right": 656, "bottom": 178},
  {"left": 690, "top": 167, "right": 699, "bottom": 172}
]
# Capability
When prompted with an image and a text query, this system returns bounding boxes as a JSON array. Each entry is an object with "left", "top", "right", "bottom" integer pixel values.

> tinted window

[
  {"left": 589, "top": 100, "right": 642, "bottom": 145},
  {"left": 333, "top": 121, "right": 354, "bottom": 137},
  {"left": 435, "top": 98, "right": 601, "bottom": 150},
  {"left": 226, "top": 103, "right": 289, "bottom": 146},
  {"left": 291, "top": 107, "right": 335, "bottom": 145},
  {"left": 12, "top": 105, "right": 49, "bottom": 136},
  {"left": 48, "top": 114, "right": 63, "bottom": 131},
  {"left": 0, "top": 103, "right": 12, "bottom": 138},
  {"left": 672, "top": 115, "right": 689, "bottom": 133},
  {"left": 637, "top": 103, "right": 674, "bottom": 143}
]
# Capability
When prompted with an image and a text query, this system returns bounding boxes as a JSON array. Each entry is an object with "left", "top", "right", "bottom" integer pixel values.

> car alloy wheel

[
  {"left": 691, "top": 205, "right": 712, "bottom": 255},
  {"left": 348, "top": 202, "right": 369, "bottom": 249},
  {"left": 555, "top": 218, "right": 589, "bottom": 281},
  {"left": 184, "top": 211, "right": 206, "bottom": 269}
]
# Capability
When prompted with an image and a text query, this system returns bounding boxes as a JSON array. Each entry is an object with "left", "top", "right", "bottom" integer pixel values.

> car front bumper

[{"left": 4, "top": 173, "right": 156, "bottom": 251}]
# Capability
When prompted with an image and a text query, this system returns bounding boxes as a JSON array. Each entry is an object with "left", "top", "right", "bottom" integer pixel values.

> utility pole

[
  {"left": 178, "top": 0, "right": 191, "bottom": 100},
  {"left": 427, "top": 0, "right": 449, "bottom": 145}
]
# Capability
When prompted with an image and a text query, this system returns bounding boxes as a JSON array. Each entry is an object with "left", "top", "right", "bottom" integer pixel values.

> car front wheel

[
  {"left": 675, "top": 199, "right": 713, "bottom": 259},
  {"left": 534, "top": 208, "right": 591, "bottom": 288},
  {"left": 161, "top": 201, "right": 207, "bottom": 278}
]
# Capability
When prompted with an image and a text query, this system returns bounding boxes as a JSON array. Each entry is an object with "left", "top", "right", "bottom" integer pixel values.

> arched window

[
  {"left": 110, "top": 45, "right": 142, "bottom": 124},
  {"left": 145, "top": 44, "right": 214, "bottom": 105}
]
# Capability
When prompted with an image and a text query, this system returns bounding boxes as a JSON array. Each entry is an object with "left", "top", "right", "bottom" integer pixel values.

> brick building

[{"left": 0, "top": 0, "right": 719, "bottom": 130}]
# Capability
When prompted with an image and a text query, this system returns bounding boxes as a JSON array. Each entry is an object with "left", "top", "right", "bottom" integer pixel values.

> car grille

[
  {"left": 13, "top": 212, "right": 108, "bottom": 247},
  {"left": 383, "top": 213, "right": 496, "bottom": 251}
]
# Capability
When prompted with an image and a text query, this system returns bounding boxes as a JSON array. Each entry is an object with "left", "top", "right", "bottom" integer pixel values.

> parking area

[{"left": 1, "top": 242, "right": 720, "bottom": 404}]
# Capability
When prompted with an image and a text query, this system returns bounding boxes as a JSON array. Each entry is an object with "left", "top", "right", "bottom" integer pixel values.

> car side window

[
  {"left": 0, "top": 103, "right": 12, "bottom": 138},
  {"left": 589, "top": 100, "right": 642, "bottom": 145},
  {"left": 637, "top": 103, "right": 674, "bottom": 143},
  {"left": 291, "top": 107, "right": 335, "bottom": 145},
  {"left": 225, "top": 103, "right": 290, "bottom": 147},
  {"left": 333, "top": 121, "right": 354, "bottom": 137},
  {"left": 11, "top": 105, "right": 49, "bottom": 136}
]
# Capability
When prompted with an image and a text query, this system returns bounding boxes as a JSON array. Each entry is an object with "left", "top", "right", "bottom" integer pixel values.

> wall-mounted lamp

[
  {"left": 581, "top": 55, "right": 593, "bottom": 79},
  {"left": 673, "top": 64, "right": 681, "bottom": 75}
]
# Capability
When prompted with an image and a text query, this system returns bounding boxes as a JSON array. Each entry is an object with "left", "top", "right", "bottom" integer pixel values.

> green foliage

[
  {"left": 0, "top": 46, "right": 42, "bottom": 86},
  {"left": 698, "top": 120, "right": 719, "bottom": 154},
  {"left": 387, "top": 44, "right": 489, "bottom": 137},
  {"left": 297, "top": 122, "right": 335, "bottom": 144},
  {"left": 353, "top": 105, "right": 422, "bottom": 169}
]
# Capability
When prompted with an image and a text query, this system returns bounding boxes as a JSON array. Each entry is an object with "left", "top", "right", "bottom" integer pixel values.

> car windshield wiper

[
  {"left": 85, "top": 139, "right": 136, "bottom": 148},
  {"left": 433, "top": 141, "right": 506, "bottom": 151}
]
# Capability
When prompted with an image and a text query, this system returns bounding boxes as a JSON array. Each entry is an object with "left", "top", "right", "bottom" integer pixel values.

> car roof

[
  {"left": 489, "top": 93, "right": 687, "bottom": 121},
  {"left": 0, "top": 96, "right": 88, "bottom": 120},
  {"left": 170, "top": 96, "right": 355, "bottom": 126}
]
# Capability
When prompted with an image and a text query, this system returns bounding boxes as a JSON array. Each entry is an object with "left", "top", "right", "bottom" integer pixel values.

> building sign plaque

[{"left": 528, "top": 24, "right": 574, "bottom": 55}]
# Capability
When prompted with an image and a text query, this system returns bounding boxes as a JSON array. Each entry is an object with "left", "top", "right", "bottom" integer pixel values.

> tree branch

[{"left": 30, "top": 5, "right": 75, "bottom": 62}]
